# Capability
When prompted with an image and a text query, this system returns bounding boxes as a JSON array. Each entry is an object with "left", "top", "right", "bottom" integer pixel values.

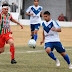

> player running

[
  {"left": 0, "top": 3, "right": 23, "bottom": 64},
  {"left": 26, "top": 0, "right": 43, "bottom": 48},
  {"left": 40, "top": 11, "right": 72, "bottom": 69}
]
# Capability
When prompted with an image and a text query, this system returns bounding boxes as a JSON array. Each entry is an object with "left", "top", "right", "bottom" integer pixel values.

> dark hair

[
  {"left": 44, "top": 11, "right": 50, "bottom": 15},
  {"left": 2, "top": 3, "right": 9, "bottom": 7},
  {"left": 34, "top": 0, "right": 39, "bottom": 2}
]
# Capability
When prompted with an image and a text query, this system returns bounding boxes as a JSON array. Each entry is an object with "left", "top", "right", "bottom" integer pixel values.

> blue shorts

[
  {"left": 30, "top": 24, "right": 40, "bottom": 32},
  {"left": 45, "top": 42, "right": 65, "bottom": 53}
]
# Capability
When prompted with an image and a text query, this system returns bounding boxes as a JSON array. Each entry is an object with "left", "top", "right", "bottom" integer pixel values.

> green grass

[{"left": 0, "top": 46, "right": 72, "bottom": 72}]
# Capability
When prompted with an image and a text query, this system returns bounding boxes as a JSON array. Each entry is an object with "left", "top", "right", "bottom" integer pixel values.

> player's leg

[
  {"left": 7, "top": 39, "right": 17, "bottom": 64},
  {"left": 30, "top": 24, "right": 35, "bottom": 39},
  {"left": 60, "top": 52, "right": 70, "bottom": 64},
  {"left": 7, "top": 39, "right": 15, "bottom": 60},
  {"left": 5, "top": 33, "right": 17, "bottom": 64},
  {"left": 55, "top": 42, "right": 72, "bottom": 69},
  {"left": 60, "top": 52, "right": 72, "bottom": 69},
  {"left": 45, "top": 42, "right": 60, "bottom": 66},
  {"left": 34, "top": 24, "right": 40, "bottom": 41},
  {"left": 45, "top": 47, "right": 57, "bottom": 60},
  {"left": 31, "top": 31, "right": 34, "bottom": 39}
]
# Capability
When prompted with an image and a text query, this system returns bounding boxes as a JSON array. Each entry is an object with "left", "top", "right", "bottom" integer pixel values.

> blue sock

[
  {"left": 63, "top": 54, "right": 70, "bottom": 64},
  {"left": 34, "top": 34, "right": 37, "bottom": 41},
  {"left": 48, "top": 52, "right": 57, "bottom": 61}
]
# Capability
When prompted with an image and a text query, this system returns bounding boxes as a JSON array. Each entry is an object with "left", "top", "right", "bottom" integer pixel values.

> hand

[
  {"left": 51, "top": 28, "right": 56, "bottom": 31},
  {"left": 20, "top": 24, "right": 23, "bottom": 29},
  {"left": 40, "top": 40, "right": 44, "bottom": 45}
]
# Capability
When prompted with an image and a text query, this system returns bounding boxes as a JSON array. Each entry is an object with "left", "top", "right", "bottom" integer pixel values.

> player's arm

[
  {"left": 25, "top": 6, "right": 33, "bottom": 16},
  {"left": 51, "top": 21, "right": 61, "bottom": 32},
  {"left": 40, "top": 11, "right": 43, "bottom": 17},
  {"left": 40, "top": 30, "right": 45, "bottom": 45},
  {"left": 11, "top": 18, "right": 23, "bottom": 29},
  {"left": 40, "top": 7, "right": 43, "bottom": 17},
  {"left": 51, "top": 28, "right": 61, "bottom": 32}
]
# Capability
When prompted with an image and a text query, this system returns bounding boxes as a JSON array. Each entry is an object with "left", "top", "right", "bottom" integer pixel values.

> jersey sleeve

[
  {"left": 53, "top": 21, "right": 61, "bottom": 29},
  {"left": 26, "top": 6, "right": 31, "bottom": 13}
]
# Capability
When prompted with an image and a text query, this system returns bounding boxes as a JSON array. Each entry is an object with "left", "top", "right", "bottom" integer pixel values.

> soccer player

[
  {"left": 0, "top": 3, "right": 23, "bottom": 64},
  {"left": 40, "top": 11, "right": 72, "bottom": 69},
  {"left": 26, "top": 0, "right": 43, "bottom": 48}
]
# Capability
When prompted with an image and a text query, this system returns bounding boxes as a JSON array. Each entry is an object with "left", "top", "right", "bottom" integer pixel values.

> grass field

[{"left": 0, "top": 26, "right": 72, "bottom": 72}]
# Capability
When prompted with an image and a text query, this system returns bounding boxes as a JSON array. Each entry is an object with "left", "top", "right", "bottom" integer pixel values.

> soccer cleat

[
  {"left": 56, "top": 59, "right": 60, "bottom": 67},
  {"left": 69, "top": 64, "right": 72, "bottom": 69},
  {"left": 11, "top": 59, "right": 17, "bottom": 64}
]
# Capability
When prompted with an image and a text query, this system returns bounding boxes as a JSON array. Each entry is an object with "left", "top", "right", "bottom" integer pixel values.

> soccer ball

[{"left": 28, "top": 39, "right": 36, "bottom": 48}]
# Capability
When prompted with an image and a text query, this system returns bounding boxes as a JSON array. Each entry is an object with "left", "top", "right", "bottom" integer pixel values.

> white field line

[
  {"left": 2, "top": 50, "right": 44, "bottom": 54},
  {"left": 1, "top": 48, "right": 72, "bottom": 55}
]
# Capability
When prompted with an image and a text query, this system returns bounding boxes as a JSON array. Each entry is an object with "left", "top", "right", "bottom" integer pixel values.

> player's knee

[
  {"left": 9, "top": 41, "right": 14, "bottom": 46},
  {"left": 45, "top": 47, "right": 51, "bottom": 54},
  {"left": 60, "top": 52, "right": 66, "bottom": 56},
  {"left": 8, "top": 39, "right": 14, "bottom": 46}
]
